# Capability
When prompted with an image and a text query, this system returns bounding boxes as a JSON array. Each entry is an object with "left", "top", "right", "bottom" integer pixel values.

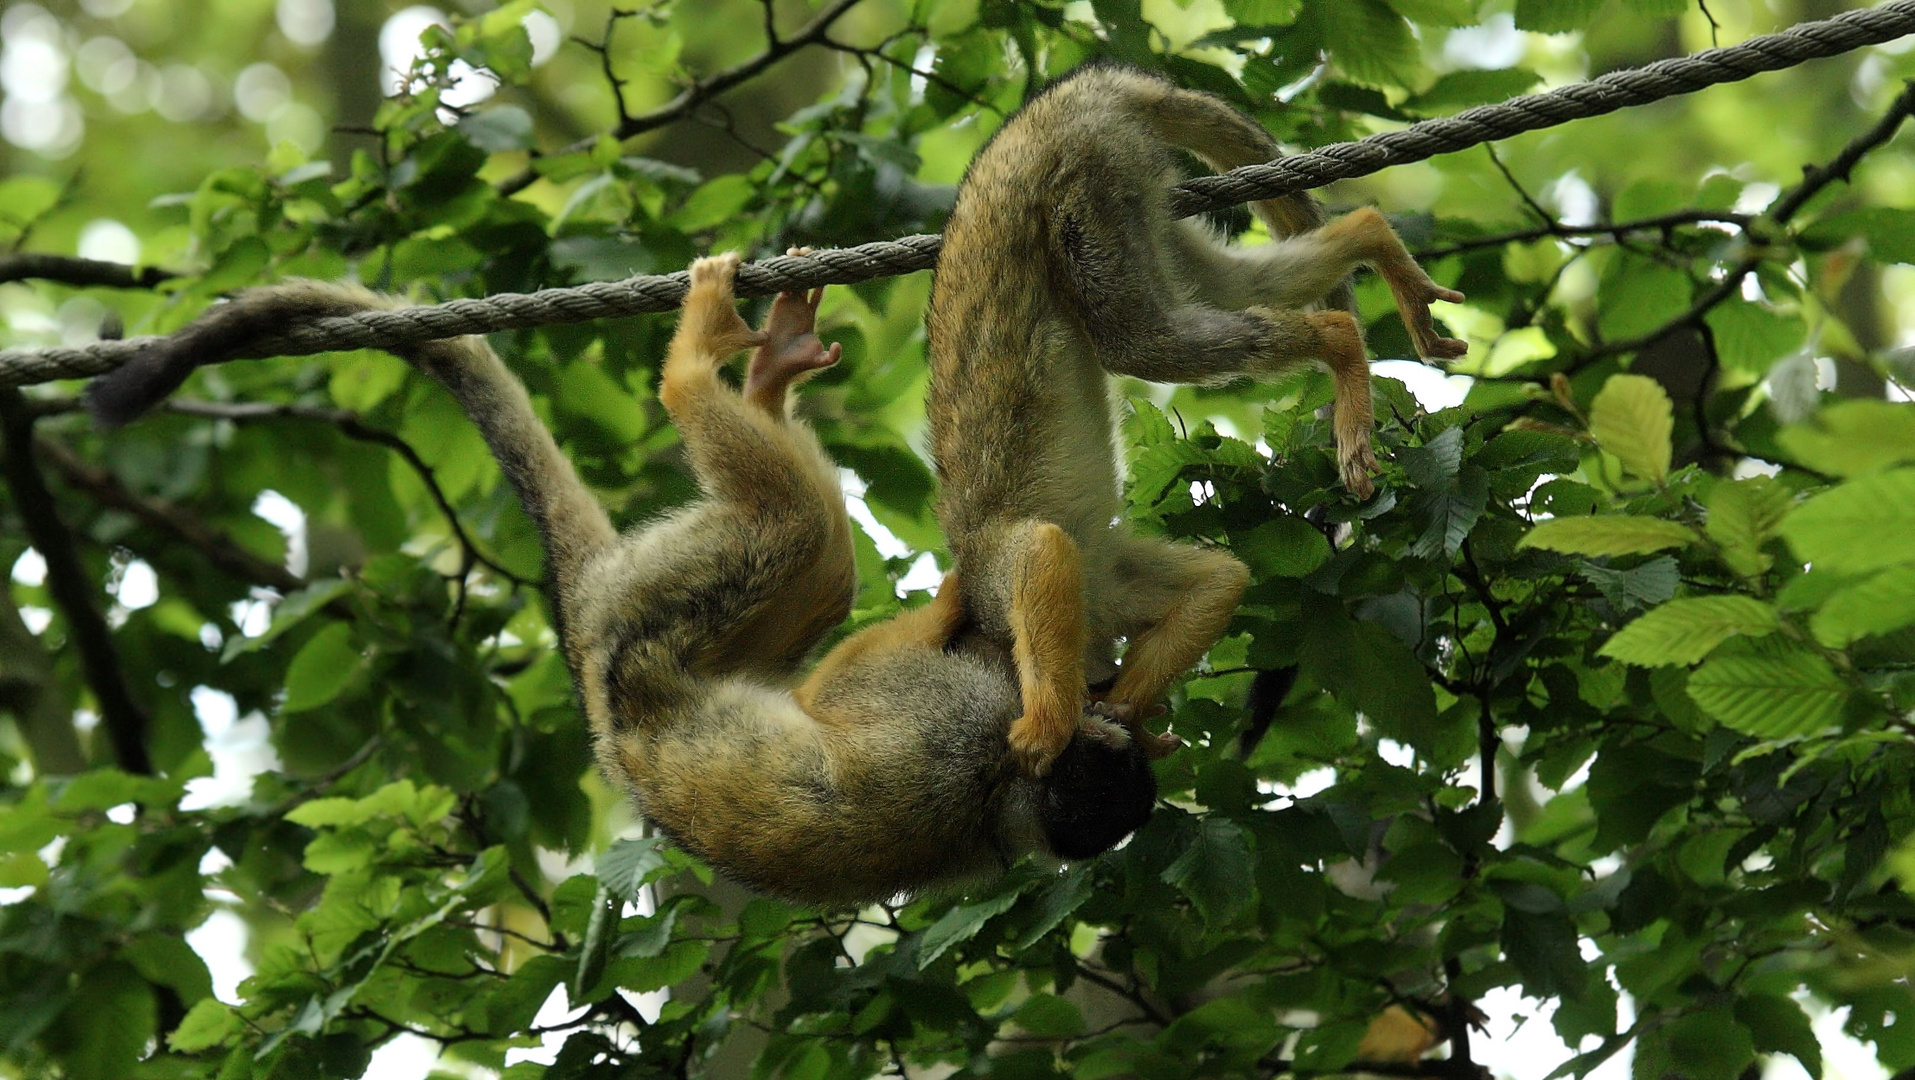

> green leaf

[
  {"left": 1687, "top": 642, "right": 1848, "bottom": 738},
  {"left": 1223, "top": 0, "right": 1302, "bottom": 22},
  {"left": 1777, "top": 468, "right": 1915, "bottom": 573},
  {"left": 917, "top": 890, "right": 1022, "bottom": 970},
  {"left": 1801, "top": 207, "right": 1915, "bottom": 263},
  {"left": 1231, "top": 516, "right": 1330, "bottom": 578},
  {"left": 1810, "top": 565, "right": 1915, "bottom": 647},
  {"left": 1502, "top": 907, "right": 1587, "bottom": 998},
  {"left": 1705, "top": 301, "right": 1807, "bottom": 376},
  {"left": 1707, "top": 477, "right": 1791, "bottom": 577},
  {"left": 1599, "top": 596, "right": 1778, "bottom": 666},
  {"left": 1519, "top": 516, "right": 1699, "bottom": 556},
  {"left": 1382, "top": 0, "right": 1475, "bottom": 25},
  {"left": 1300, "top": 605, "right": 1440, "bottom": 745},
  {"left": 281, "top": 623, "right": 365, "bottom": 713},
  {"left": 168, "top": 999, "right": 240, "bottom": 1053},
  {"left": 1662, "top": 1008, "right": 1756, "bottom": 1080},
  {"left": 573, "top": 884, "right": 620, "bottom": 1000},
  {"left": 1734, "top": 994, "right": 1822, "bottom": 1079},
  {"left": 52, "top": 769, "right": 184, "bottom": 812},
  {"left": 598, "top": 836, "right": 669, "bottom": 901},
  {"left": 1010, "top": 994, "right": 1085, "bottom": 1038},
  {"left": 286, "top": 780, "right": 454, "bottom": 828},
  {"left": 1410, "top": 467, "right": 1488, "bottom": 558},
  {"left": 1777, "top": 400, "right": 1915, "bottom": 477},
  {"left": 1322, "top": 0, "right": 1418, "bottom": 85},
  {"left": 1514, "top": 0, "right": 1604, "bottom": 31},
  {"left": 1597, "top": 257, "right": 1692, "bottom": 342},
  {"left": 1588, "top": 374, "right": 1673, "bottom": 483},
  {"left": 1406, "top": 68, "right": 1541, "bottom": 113},
  {"left": 1579, "top": 556, "right": 1679, "bottom": 612},
  {"left": 1398, "top": 426, "right": 1463, "bottom": 489},
  {"left": 557, "top": 361, "right": 647, "bottom": 442},
  {"left": 1161, "top": 816, "right": 1256, "bottom": 926},
  {"left": 671, "top": 174, "right": 754, "bottom": 232}
]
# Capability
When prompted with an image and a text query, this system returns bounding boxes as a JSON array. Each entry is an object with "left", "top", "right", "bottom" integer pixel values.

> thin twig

[
  {"left": 33, "top": 435, "right": 305, "bottom": 593},
  {"left": 164, "top": 399, "right": 528, "bottom": 585},
  {"left": 0, "top": 253, "right": 175, "bottom": 290},
  {"left": 498, "top": 0, "right": 866, "bottom": 196}
]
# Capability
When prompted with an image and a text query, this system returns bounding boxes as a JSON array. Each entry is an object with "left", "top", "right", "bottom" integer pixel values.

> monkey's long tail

[
  {"left": 85, "top": 282, "right": 618, "bottom": 599},
  {"left": 1135, "top": 83, "right": 1359, "bottom": 312}
]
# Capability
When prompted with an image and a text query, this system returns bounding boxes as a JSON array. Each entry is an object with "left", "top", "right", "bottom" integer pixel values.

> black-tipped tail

[{"left": 85, "top": 340, "right": 200, "bottom": 429}]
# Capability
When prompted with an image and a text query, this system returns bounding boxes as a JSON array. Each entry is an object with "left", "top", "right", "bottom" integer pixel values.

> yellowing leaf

[
  {"left": 1518, "top": 516, "right": 1698, "bottom": 556},
  {"left": 1810, "top": 565, "right": 1915, "bottom": 647},
  {"left": 1687, "top": 644, "right": 1848, "bottom": 739},
  {"left": 1777, "top": 468, "right": 1915, "bottom": 573},
  {"left": 1588, "top": 374, "right": 1673, "bottom": 483},
  {"left": 1599, "top": 596, "right": 1778, "bottom": 667},
  {"left": 1706, "top": 477, "right": 1792, "bottom": 578},
  {"left": 1777, "top": 400, "right": 1915, "bottom": 477}
]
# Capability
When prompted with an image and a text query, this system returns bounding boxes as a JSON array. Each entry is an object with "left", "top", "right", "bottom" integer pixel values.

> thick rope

[{"left": 5, "top": 0, "right": 1915, "bottom": 388}]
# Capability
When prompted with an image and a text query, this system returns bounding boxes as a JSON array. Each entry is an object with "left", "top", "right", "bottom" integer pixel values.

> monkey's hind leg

[
  {"left": 1099, "top": 534, "right": 1249, "bottom": 755},
  {"left": 746, "top": 248, "right": 842, "bottom": 416},
  {"left": 997, "top": 521, "right": 1093, "bottom": 778}
]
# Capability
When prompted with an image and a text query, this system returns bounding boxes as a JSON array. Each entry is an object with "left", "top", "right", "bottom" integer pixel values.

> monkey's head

[{"left": 1034, "top": 731, "right": 1157, "bottom": 860}]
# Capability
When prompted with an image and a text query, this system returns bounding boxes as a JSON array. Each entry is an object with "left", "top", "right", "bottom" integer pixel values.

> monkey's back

[
  {"left": 622, "top": 646, "right": 1037, "bottom": 905},
  {"left": 928, "top": 66, "right": 1189, "bottom": 555}
]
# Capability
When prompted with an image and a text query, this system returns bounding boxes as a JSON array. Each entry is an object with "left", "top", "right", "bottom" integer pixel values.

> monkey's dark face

[{"left": 1034, "top": 732, "right": 1157, "bottom": 860}]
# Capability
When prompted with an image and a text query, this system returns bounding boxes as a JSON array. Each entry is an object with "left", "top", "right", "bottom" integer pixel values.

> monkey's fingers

[{"left": 1339, "top": 440, "right": 1380, "bottom": 500}]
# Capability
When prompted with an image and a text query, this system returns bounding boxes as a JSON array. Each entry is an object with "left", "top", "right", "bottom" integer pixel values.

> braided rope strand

[{"left": 4, "top": 1, "right": 1914, "bottom": 388}]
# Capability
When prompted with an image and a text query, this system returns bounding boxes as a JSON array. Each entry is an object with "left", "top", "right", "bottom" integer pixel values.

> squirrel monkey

[
  {"left": 84, "top": 255, "right": 1153, "bottom": 904},
  {"left": 926, "top": 63, "right": 1466, "bottom": 772}
]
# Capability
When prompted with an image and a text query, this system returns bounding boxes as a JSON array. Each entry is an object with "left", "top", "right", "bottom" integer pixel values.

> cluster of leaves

[{"left": 8, "top": 0, "right": 1915, "bottom": 1078}]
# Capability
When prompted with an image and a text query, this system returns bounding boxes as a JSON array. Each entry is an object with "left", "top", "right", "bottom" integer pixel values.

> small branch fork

[{"left": 499, "top": 0, "right": 866, "bottom": 196}]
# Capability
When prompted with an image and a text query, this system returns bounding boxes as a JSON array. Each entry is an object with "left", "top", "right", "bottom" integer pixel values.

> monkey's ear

[{"left": 1035, "top": 732, "right": 1156, "bottom": 860}]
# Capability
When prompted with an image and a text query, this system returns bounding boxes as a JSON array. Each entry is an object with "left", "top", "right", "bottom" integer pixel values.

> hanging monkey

[
  {"left": 925, "top": 62, "right": 1465, "bottom": 773},
  {"left": 84, "top": 254, "right": 1153, "bottom": 905}
]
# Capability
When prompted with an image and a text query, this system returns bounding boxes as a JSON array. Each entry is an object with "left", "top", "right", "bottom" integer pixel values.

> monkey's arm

[
  {"left": 795, "top": 574, "right": 965, "bottom": 711},
  {"left": 1004, "top": 522, "right": 1089, "bottom": 778}
]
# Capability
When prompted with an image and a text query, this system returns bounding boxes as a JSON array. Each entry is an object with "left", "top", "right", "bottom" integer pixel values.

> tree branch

[
  {"left": 1414, "top": 208, "right": 1752, "bottom": 262},
  {"left": 0, "top": 253, "right": 174, "bottom": 290},
  {"left": 0, "top": 389, "right": 152, "bottom": 774},
  {"left": 163, "top": 399, "right": 528, "bottom": 586},
  {"left": 32, "top": 435, "right": 305, "bottom": 593},
  {"left": 498, "top": 0, "right": 867, "bottom": 196},
  {"left": 615, "top": 0, "right": 863, "bottom": 140},
  {"left": 1573, "top": 78, "right": 1915, "bottom": 370}
]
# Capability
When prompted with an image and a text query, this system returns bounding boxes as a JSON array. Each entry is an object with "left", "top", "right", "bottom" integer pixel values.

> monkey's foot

[
  {"left": 1088, "top": 699, "right": 1182, "bottom": 760},
  {"left": 1008, "top": 708, "right": 1077, "bottom": 778},
  {"left": 1384, "top": 269, "right": 1467, "bottom": 361},
  {"left": 1339, "top": 438, "right": 1379, "bottom": 500},
  {"left": 684, "top": 253, "right": 765, "bottom": 358},
  {"left": 746, "top": 247, "right": 841, "bottom": 410}
]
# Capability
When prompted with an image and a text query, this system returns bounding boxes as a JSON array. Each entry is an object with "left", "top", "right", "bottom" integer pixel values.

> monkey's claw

[
  {"left": 1340, "top": 440, "right": 1379, "bottom": 500},
  {"left": 1008, "top": 712, "right": 1074, "bottom": 778}
]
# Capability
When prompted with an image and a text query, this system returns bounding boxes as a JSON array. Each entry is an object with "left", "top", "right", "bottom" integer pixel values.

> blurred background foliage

[{"left": 8, "top": 0, "right": 1915, "bottom": 1078}]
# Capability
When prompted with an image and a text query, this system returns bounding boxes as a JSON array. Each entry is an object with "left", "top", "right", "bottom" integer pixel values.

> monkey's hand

[
  {"left": 1381, "top": 262, "right": 1466, "bottom": 362},
  {"left": 1088, "top": 699, "right": 1182, "bottom": 760},
  {"left": 747, "top": 248, "right": 842, "bottom": 409},
  {"left": 684, "top": 253, "right": 767, "bottom": 359}
]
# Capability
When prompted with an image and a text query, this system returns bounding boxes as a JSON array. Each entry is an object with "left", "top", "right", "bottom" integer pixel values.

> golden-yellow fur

[
  {"left": 924, "top": 63, "right": 1465, "bottom": 772},
  {"left": 84, "top": 257, "right": 1145, "bottom": 905}
]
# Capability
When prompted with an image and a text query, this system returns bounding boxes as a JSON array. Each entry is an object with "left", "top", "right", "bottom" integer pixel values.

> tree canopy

[{"left": 6, "top": 1, "right": 1915, "bottom": 1078}]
